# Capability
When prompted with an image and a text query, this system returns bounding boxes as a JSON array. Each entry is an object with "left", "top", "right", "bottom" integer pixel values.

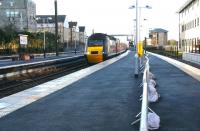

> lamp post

[
  {"left": 129, "top": 2, "right": 151, "bottom": 77},
  {"left": 36, "top": 17, "right": 52, "bottom": 58},
  {"left": 54, "top": 0, "right": 58, "bottom": 56},
  {"left": 79, "top": 26, "right": 85, "bottom": 52},
  {"left": 68, "top": 21, "right": 77, "bottom": 54},
  {"left": 129, "top": 0, "right": 139, "bottom": 77}
]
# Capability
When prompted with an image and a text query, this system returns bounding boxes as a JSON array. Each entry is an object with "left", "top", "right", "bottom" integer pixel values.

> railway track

[{"left": 0, "top": 57, "right": 88, "bottom": 98}]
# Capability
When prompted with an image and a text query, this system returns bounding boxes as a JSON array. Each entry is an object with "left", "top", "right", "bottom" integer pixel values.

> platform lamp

[
  {"left": 129, "top": 0, "right": 139, "bottom": 77},
  {"left": 129, "top": 2, "right": 152, "bottom": 77},
  {"left": 36, "top": 17, "right": 52, "bottom": 58},
  {"left": 79, "top": 26, "right": 85, "bottom": 52}
]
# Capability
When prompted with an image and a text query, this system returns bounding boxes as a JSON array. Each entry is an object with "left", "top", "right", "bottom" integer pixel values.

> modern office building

[
  {"left": 178, "top": 0, "right": 200, "bottom": 53},
  {"left": 178, "top": 0, "right": 200, "bottom": 65},
  {"left": 0, "top": 0, "right": 36, "bottom": 32}
]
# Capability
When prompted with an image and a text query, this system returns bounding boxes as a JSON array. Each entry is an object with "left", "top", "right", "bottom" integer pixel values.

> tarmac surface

[
  {"left": 0, "top": 51, "right": 200, "bottom": 131},
  {"left": 0, "top": 51, "right": 142, "bottom": 131},
  {"left": 149, "top": 54, "right": 200, "bottom": 131}
]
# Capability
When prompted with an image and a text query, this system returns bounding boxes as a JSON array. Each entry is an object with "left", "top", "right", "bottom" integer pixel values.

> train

[{"left": 85, "top": 33, "right": 128, "bottom": 64}]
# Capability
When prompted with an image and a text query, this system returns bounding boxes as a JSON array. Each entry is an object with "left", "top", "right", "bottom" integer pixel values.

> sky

[{"left": 33, "top": 0, "right": 188, "bottom": 40}]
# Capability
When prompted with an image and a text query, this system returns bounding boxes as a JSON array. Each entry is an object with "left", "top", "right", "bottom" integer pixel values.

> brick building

[{"left": 149, "top": 28, "right": 168, "bottom": 47}]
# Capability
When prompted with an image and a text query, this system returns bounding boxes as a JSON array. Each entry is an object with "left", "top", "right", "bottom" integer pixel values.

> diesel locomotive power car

[{"left": 85, "top": 33, "right": 127, "bottom": 64}]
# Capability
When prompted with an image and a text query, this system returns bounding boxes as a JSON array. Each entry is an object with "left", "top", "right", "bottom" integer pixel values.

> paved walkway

[
  {"left": 0, "top": 52, "right": 83, "bottom": 67},
  {"left": 0, "top": 51, "right": 141, "bottom": 131}
]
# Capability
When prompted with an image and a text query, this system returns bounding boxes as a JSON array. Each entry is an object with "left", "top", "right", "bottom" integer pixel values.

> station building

[{"left": 178, "top": 0, "right": 200, "bottom": 64}]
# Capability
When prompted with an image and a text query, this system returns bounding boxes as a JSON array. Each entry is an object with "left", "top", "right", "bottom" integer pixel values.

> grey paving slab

[
  {"left": 0, "top": 51, "right": 142, "bottom": 131},
  {"left": 148, "top": 55, "right": 200, "bottom": 131}
]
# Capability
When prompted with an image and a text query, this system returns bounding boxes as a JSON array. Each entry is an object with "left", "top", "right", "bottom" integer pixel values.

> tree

[
  {"left": 168, "top": 39, "right": 177, "bottom": 46},
  {"left": 3, "top": 24, "right": 17, "bottom": 44}
]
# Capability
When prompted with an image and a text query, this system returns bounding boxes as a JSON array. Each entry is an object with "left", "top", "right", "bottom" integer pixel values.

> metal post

[
  {"left": 71, "top": 27, "right": 73, "bottom": 50},
  {"left": 43, "top": 31, "right": 46, "bottom": 58},
  {"left": 74, "top": 29, "right": 77, "bottom": 54},
  {"left": 19, "top": 41, "right": 21, "bottom": 59},
  {"left": 134, "top": 0, "right": 139, "bottom": 77},
  {"left": 177, "top": 41, "right": 179, "bottom": 59},
  {"left": 145, "top": 37, "right": 147, "bottom": 54},
  {"left": 83, "top": 33, "right": 85, "bottom": 52},
  {"left": 79, "top": 32, "right": 81, "bottom": 51},
  {"left": 178, "top": 12, "right": 181, "bottom": 53},
  {"left": 54, "top": 0, "right": 58, "bottom": 56}
]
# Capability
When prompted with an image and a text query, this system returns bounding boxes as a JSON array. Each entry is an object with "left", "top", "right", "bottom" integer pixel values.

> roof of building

[
  {"left": 36, "top": 15, "right": 66, "bottom": 24},
  {"left": 150, "top": 28, "right": 168, "bottom": 33},
  {"left": 177, "top": 0, "right": 194, "bottom": 13}
]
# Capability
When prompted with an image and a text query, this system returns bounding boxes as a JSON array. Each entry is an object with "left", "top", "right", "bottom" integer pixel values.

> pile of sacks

[
  {"left": 147, "top": 72, "right": 160, "bottom": 130},
  {"left": 148, "top": 72, "right": 159, "bottom": 102}
]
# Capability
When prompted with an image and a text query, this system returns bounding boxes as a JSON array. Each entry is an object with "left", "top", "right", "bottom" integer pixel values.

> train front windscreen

[{"left": 88, "top": 40, "right": 104, "bottom": 46}]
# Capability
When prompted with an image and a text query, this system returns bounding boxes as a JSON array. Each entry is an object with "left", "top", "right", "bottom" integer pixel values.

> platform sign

[
  {"left": 137, "top": 41, "right": 143, "bottom": 57},
  {"left": 19, "top": 35, "right": 28, "bottom": 45}
]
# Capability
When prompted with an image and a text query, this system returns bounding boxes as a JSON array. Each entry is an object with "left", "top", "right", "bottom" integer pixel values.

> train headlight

[{"left": 86, "top": 51, "right": 90, "bottom": 55}]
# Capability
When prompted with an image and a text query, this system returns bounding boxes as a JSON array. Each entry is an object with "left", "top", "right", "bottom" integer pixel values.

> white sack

[
  {"left": 149, "top": 79, "right": 156, "bottom": 87},
  {"left": 148, "top": 112, "right": 160, "bottom": 130},
  {"left": 148, "top": 84, "right": 159, "bottom": 102},
  {"left": 149, "top": 72, "right": 156, "bottom": 80}
]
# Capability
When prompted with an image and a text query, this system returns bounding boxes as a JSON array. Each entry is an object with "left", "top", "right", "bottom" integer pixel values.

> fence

[
  {"left": 139, "top": 56, "right": 149, "bottom": 131},
  {"left": 182, "top": 52, "right": 200, "bottom": 65},
  {"left": 132, "top": 54, "right": 160, "bottom": 131}
]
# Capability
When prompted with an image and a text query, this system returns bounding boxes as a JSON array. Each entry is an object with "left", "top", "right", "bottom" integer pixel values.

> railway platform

[
  {"left": 0, "top": 51, "right": 200, "bottom": 131},
  {"left": 0, "top": 52, "right": 83, "bottom": 68}
]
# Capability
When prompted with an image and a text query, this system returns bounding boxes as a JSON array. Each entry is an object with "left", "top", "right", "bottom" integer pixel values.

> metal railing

[{"left": 139, "top": 56, "right": 149, "bottom": 131}]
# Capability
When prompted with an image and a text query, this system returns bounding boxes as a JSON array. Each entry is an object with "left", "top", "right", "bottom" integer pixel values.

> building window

[
  {"left": 198, "top": 18, "right": 199, "bottom": 26},
  {"left": 182, "top": 25, "right": 184, "bottom": 32},
  {"left": 6, "top": 11, "right": 20, "bottom": 17},
  {"left": 191, "top": 21, "right": 193, "bottom": 28},
  {"left": 181, "top": 40, "right": 184, "bottom": 49},
  {"left": 10, "top": 11, "right": 15, "bottom": 17},
  {"left": 192, "top": 2, "right": 194, "bottom": 9},
  {"left": 6, "top": 11, "right": 10, "bottom": 17},
  {"left": 14, "top": 11, "right": 19, "bottom": 17},
  {"left": 10, "top": 2, "right": 14, "bottom": 7},
  {"left": 195, "top": 38, "right": 197, "bottom": 53}
]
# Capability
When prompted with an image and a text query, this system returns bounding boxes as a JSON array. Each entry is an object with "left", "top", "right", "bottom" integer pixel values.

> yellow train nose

[
  {"left": 87, "top": 55, "right": 103, "bottom": 63},
  {"left": 86, "top": 46, "right": 103, "bottom": 64}
]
